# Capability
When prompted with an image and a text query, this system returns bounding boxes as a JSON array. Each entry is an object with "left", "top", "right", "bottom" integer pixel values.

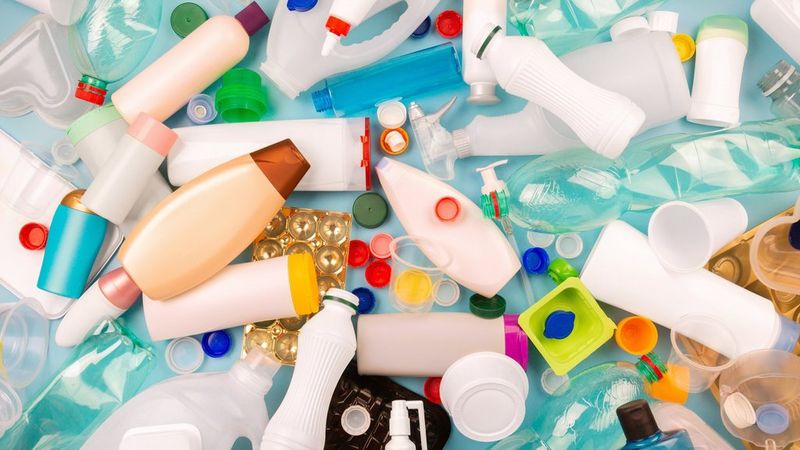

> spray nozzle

[
  {"left": 409, "top": 97, "right": 459, "bottom": 181},
  {"left": 388, "top": 399, "right": 428, "bottom": 450},
  {"left": 476, "top": 160, "right": 510, "bottom": 219}
]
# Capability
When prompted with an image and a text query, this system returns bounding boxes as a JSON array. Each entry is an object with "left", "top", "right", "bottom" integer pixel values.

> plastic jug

[
  {"left": 261, "top": 0, "right": 441, "bottom": 99},
  {"left": 508, "top": 0, "right": 666, "bottom": 55},
  {"left": 321, "top": 0, "right": 380, "bottom": 56},
  {"left": 751, "top": 0, "right": 800, "bottom": 65},
  {"left": 505, "top": 118, "right": 800, "bottom": 233},
  {"left": 82, "top": 348, "right": 280, "bottom": 450}
]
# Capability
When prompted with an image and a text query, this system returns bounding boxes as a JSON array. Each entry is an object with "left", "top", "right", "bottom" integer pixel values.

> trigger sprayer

[{"left": 386, "top": 400, "right": 428, "bottom": 450}]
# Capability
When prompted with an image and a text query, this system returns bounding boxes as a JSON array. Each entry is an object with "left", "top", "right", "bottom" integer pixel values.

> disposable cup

[
  {"left": 0, "top": 298, "right": 50, "bottom": 388},
  {"left": 668, "top": 314, "right": 737, "bottom": 393},
  {"left": 389, "top": 236, "right": 452, "bottom": 313}
]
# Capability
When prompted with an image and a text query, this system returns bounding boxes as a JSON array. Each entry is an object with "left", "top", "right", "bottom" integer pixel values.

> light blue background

[{"left": 1, "top": 0, "right": 796, "bottom": 448}]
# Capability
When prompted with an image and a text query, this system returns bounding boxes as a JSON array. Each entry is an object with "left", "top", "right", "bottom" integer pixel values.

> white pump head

[
  {"left": 476, "top": 160, "right": 508, "bottom": 194},
  {"left": 388, "top": 400, "right": 428, "bottom": 450}
]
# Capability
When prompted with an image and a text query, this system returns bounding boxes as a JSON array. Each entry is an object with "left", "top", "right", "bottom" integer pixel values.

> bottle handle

[{"left": 405, "top": 400, "right": 428, "bottom": 450}]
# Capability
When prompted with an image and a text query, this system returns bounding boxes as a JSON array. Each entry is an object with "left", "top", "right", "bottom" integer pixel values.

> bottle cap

[
  {"left": 647, "top": 11, "right": 679, "bottom": 34},
  {"left": 348, "top": 239, "right": 370, "bottom": 267},
  {"left": 171, "top": 3, "right": 208, "bottom": 38},
  {"left": 377, "top": 100, "right": 407, "bottom": 129},
  {"left": 201, "top": 329, "right": 231, "bottom": 358},
  {"left": 410, "top": 16, "right": 432, "bottom": 39},
  {"left": 616, "top": 400, "right": 660, "bottom": 442},
  {"left": 423, "top": 377, "right": 442, "bottom": 404},
  {"left": 186, "top": 94, "right": 217, "bottom": 124},
  {"left": 615, "top": 316, "right": 658, "bottom": 355},
  {"left": 127, "top": 113, "right": 179, "bottom": 157},
  {"left": 51, "top": 137, "right": 78, "bottom": 166},
  {"left": 380, "top": 129, "right": 409, "bottom": 155},
  {"left": 756, "top": 403, "right": 790, "bottom": 435},
  {"left": 66, "top": 104, "right": 122, "bottom": 145},
  {"left": 365, "top": 260, "right": 391, "bottom": 288},
  {"left": 19, "top": 223, "right": 48, "bottom": 250},
  {"left": 165, "top": 337, "right": 204, "bottom": 374},
  {"left": 469, "top": 293, "right": 506, "bottom": 319},
  {"left": 555, "top": 233, "right": 584, "bottom": 259},
  {"left": 98, "top": 267, "right": 141, "bottom": 309},
  {"left": 527, "top": 231, "right": 555, "bottom": 248},
  {"left": 672, "top": 33, "right": 696, "bottom": 62},
  {"left": 287, "top": 0, "right": 317, "bottom": 12},
  {"left": 468, "top": 83, "right": 500, "bottom": 105},
  {"left": 341, "top": 405, "right": 371, "bottom": 436},
  {"left": 540, "top": 368, "right": 570, "bottom": 395},
  {"left": 723, "top": 392, "right": 757, "bottom": 428},
  {"left": 790, "top": 220, "right": 800, "bottom": 250},
  {"left": 543, "top": 310, "right": 575, "bottom": 339},
  {"left": 609, "top": 16, "right": 650, "bottom": 42},
  {"left": 435, "top": 196, "right": 461, "bottom": 222},
  {"left": 547, "top": 258, "right": 578, "bottom": 285},
  {"left": 234, "top": 1, "right": 270, "bottom": 36},
  {"left": 323, "top": 288, "right": 360, "bottom": 311},
  {"left": 522, "top": 247, "right": 549, "bottom": 274},
  {"left": 249, "top": 139, "right": 310, "bottom": 199},
  {"left": 215, "top": 68, "right": 268, "bottom": 122},
  {"left": 352, "top": 192, "right": 389, "bottom": 228},
  {"left": 433, "top": 279, "right": 460, "bottom": 307},
  {"left": 435, "top": 10, "right": 462, "bottom": 39},
  {"left": 352, "top": 287, "right": 376, "bottom": 314},
  {"left": 369, "top": 232, "right": 393, "bottom": 259},
  {"left": 696, "top": 15, "right": 748, "bottom": 47},
  {"left": 75, "top": 75, "right": 108, "bottom": 106},
  {"left": 759, "top": 60, "right": 796, "bottom": 97}
]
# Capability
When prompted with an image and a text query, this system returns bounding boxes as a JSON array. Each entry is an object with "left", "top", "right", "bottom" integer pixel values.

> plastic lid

[
  {"left": 647, "top": 11, "right": 679, "bottom": 34},
  {"left": 19, "top": 223, "right": 48, "bottom": 250},
  {"left": 724, "top": 392, "right": 757, "bottom": 428},
  {"left": 365, "top": 260, "right": 391, "bottom": 288},
  {"left": 215, "top": 68, "right": 268, "bottom": 122},
  {"left": 540, "top": 368, "right": 570, "bottom": 395},
  {"left": 469, "top": 293, "right": 506, "bottom": 318},
  {"left": 617, "top": 400, "right": 660, "bottom": 442},
  {"left": 234, "top": 1, "right": 270, "bottom": 36},
  {"left": 555, "top": 233, "right": 584, "bottom": 259},
  {"left": 543, "top": 310, "right": 575, "bottom": 339},
  {"left": 547, "top": 258, "right": 578, "bottom": 285},
  {"left": 468, "top": 83, "right": 500, "bottom": 105},
  {"left": 433, "top": 279, "right": 460, "bottom": 307},
  {"left": 352, "top": 287, "right": 376, "bottom": 314},
  {"left": 410, "top": 16, "right": 431, "bottom": 39},
  {"left": 377, "top": 100, "right": 407, "bottom": 129},
  {"left": 186, "top": 94, "right": 217, "bottom": 124},
  {"left": 287, "top": 0, "right": 317, "bottom": 12},
  {"left": 165, "top": 337, "right": 204, "bottom": 374},
  {"left": 424, "top": 377, "right": 442, "bottom": 404},
  {"left": 348, "top": 240, "right": 370, "bottom": 267},
  {"left": 435, "top": 196, "right": 461, "bottom": 222},
  {"left": 75, "top": 75, "right": 107, "bottom": 105},
  {"left": 435, "top": 10, "right": 462, "bottom": 38},
  {"left": 341, "top": 405, "right": 371, "bottom": 436},
  {"left": 522, "top": 247, "right": 549, "bottom": 274},
  {"left": 51, "top": 137, "right": 78, "bottom": 166},
  {"left": 759, "top": 60, "right": 797, "bottom": 97},
  {"left": 201, "top": 330, "right": 231, "bottom": 358},
  {"left": 128, "top": 113, "right": 179, "bottom": 157},
  {"left": 756, "top": 404, "right": 790, "bottom": 435},
  {"left": 527, "top": 231, "right": 555, "bottom": 248},
  {"left": 352, "top": 192, "right": 389, "bottom": 228},
  {"left": 610, "top": 16, "right": 650, "bottom": 42},
  {"left": 615, "top": 316, "right": 658, "bottom": 355},
  {"left": 380, "top": 129, "right": 409, "bottom": 155},
  {"left": 369, "top": 233, "right": 393, "bottom": 259},
  {"left": 696, "top": 15, "right": 748, "bottom": 46},
  {"left": 672, "top": 33, "right": 696, "bottom": 62},
  {"left": 66, "top": 104, "right": 122, "bottom": 145},
  {"left": 171, "top": 3, "right": 208, "bottom": 38}
]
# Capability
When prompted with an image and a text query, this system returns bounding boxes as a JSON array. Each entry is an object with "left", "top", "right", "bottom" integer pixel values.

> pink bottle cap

[
  {"left": 369, "top": 233, "right": 393, "bottom": 259},
  {"left": 98, "top": 267, "right": 141, "bottom": 309},
  {"left": 235, "top": 2, "right": 270, "bottom": 36},
  {"left": 435, "top": 196, "right": 461, "bottom": 222},
  {"left": 504, "top": 314, "right": 529, "bottom": 371},
  {"left": 127, "top": 113, "right": 179, "bottom": 157}
]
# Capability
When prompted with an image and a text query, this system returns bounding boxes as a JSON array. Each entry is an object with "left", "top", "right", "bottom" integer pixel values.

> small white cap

[
  {"left": 165, "top": 337, "right": 204, "bottom": 375},
  {"left": 647, "top": 11, "right": 679, "bottom": 34},
  {"left": 385, "top": 130, "right": 407, "bottom": 153},
  {"left": 540, "top": 368, "right": 570, "bottom": 395},
  {"left": 51, "top": 137, "right": 78, "bottom": 166},
  {"left": 724, "top": 392, "right": 757, "bottom": 429},
  {"left": 341, "top": 405, "right": 371, "bottom": 436},
  {"left": 527, "top": 231, "right": 555, "bottom": 248},
  {"left": 377, "top": 100, "right": 408, "bottom": 129},
  {"left": 467, "top": 83, "right": 500, "bottom": 105},
  {"left": 556, "top": 233, "right": 584, "bottom": 259},
  {"left": 433, "top": 279, "right": 460, "bottom": 307},
  {"left": 610, "top": 16, "right": 651, "bottom": 42}
]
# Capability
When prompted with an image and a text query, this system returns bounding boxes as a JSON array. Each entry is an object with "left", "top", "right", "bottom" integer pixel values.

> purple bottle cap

[
  {"left": 235, "top": 2, "right": 270, "bottom": 36},
  {"left": 504, "top": 314, "right": 529, "bottom": 371}
]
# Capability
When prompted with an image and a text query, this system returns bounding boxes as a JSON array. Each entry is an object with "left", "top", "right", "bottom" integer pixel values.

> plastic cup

[
  {"left": 0, "top": 298, "right": 49, "bottom": 389},
  {"left": 0, "top": 377, "right": 21, "bottom": 436},
  {"left": 649, "top": 199, "right": 748, "bottom": 272},
  {"left": 1, "top": 150, "right": 68, "bottom": 219},
  {"left": 388, "top": 236, "right": 451, "bottom": 313},
  {"left": 668, "top": 314, "right": 737, "bottom": 393}
]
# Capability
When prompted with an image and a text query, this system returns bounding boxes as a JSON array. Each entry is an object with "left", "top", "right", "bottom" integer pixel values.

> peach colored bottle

[
  {"left": 111, "top": 2, "right": 269, "bottom": 124},
  {"left": 118, "top": 139, "right": 310, "bottom": 300}
]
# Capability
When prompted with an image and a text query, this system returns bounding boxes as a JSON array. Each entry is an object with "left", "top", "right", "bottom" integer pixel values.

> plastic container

[
  {"left": 651, "top": 402, "right": 734, "bottom": 450},
  {"left": 311, "top": 43, "right": 462, "bottom": 116},
  {"left": 0, "top": 298, "right": 49, "bottom": 388},
  {"left": 668, "top": 314, "right": 737, "bottom": 393},
  {"left": 751, "top": 196, "right": 800, "bottom": 294},
  {"left": 751, "top": 0, "right": 800, "bottom": 65},
  {"left": 462, "top": 0, "right": 505, "bottom": 104},
  {"left": 759, "top": 60, "right": 800, "bottom": 119},
  {"left": 617, "top": 400, "right": 694, "bottom": 449},
  {"left": 82, "top": 349, "right": 279, "bottom": 450},
  {"left": 215, "top": 68, "right": 268, "bottom": 122},
  {"left": 14, "top": 0, "right": 88, "bottom": 25},
  {"left": 356, "top": 313, "right": 527, "bottom": 377},
  {"left": 321, "top": 0, "right": 378, "bottom": 55},
  {"left": 388, "top": 236, "right": 451, "bottom": 313}
]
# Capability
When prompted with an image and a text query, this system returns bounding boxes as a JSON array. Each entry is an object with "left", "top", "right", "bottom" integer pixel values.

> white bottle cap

[
  {"left": 724, "top": 392, "right": 757, "bottom": 429},
  {"left": 377, "top": 100, "right": 408, "bottom": 129},
  {"left": 647, "top": 11, "right": 679, "bottom": 34},
  {"left": 433, "top": 278, "right": 460, "bottom": 307},
  {"left": 385, "top": 130, "right": 407, "bottom": 153},
  {"left": 468, "top": 83, "right": 500, "bottom": 105},
  {"left": 51, "top": 136, "right": 78, "bottom": 166},
  {"left": 540, "top": 367, "right": 570, "bottom": 394},
  {"left": 610, "top": 16, "right": 651, "bottom": 42},
  {"left": 341, "top": 405, "right": 371, "bottom": 436},
  {"left": 527, "top": 231, "right": 555, "bottom": 248},
  {"left": 165, "top": 337, "right": 204, "bottom": 374},
  {"left": 556, "top": 233, "right": 584, "bottom": 259}
]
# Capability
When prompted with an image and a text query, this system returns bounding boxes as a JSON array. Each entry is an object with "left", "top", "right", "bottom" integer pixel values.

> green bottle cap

[
  {"left": 215, "top": 68, "right": 268, "bottom": 123},
  {"left": 696, "top": 15, "right": 748, "bottom": 47},
  {"left": 352, "top": 192, "right": 389, "bottom": 229},
  {"left": 469, "top": 293, "right": 506, "bottom": 319},
  {"left": 66, "top": 104, "right": 122, "bottom": 145},
  {"left": 171, "top": 2, "right": 208, "bottom": 38},
  {"left": 548, "top": 258, "right": 578, "bottom": 285}
]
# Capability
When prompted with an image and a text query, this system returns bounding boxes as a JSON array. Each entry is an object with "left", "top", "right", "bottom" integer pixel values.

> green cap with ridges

[
  {"left": 66, "top": 104, "right": 123, "bottom": 145},
  {"left": 696, "top": 15, "right": 748, "bottom": 47}
]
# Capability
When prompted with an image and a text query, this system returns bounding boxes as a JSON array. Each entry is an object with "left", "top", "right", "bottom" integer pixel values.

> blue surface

[{"left": 1, "top": 0, "right": 797, "bottom": 449}]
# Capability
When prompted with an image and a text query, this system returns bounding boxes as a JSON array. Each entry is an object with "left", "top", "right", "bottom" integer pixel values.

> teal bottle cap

[
  {"left": 171, "top": 3, "right": 208, "bottom": 38},
  {"left": 352, "top": 192, "right": 389, "bottom": 228},
  {"left": 66, "top": 104, "right": 122, "bottom": 145},
  {"left": 469, "top": 293, "right": 506, "bottom": 319},
  {"left": 215, "top": 68, "right": 268, "bottom": 123},
  {"left": 696, "top": 15, "right": 748, "bottom": 47}
]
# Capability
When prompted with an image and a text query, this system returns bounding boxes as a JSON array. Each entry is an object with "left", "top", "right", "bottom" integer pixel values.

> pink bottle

[{"left": 111, "top": 2, "right": 269, "bottom": 124}]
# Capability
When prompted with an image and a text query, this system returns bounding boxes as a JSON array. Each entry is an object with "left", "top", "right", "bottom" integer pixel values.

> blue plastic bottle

[
  {"left": 311, "top": 43, "right": 462, "bottom": 116},
  {"left": 617, "top": 400, "right": 694, "bottom": 449}
]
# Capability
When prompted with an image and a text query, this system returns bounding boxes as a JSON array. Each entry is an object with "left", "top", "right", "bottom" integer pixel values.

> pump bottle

[{"left": 385, "top": 400, "right": 428, "bottom": 450}]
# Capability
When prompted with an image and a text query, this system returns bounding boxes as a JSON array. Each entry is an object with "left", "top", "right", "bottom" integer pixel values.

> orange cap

[{"left": 615, "top": 316, "right": 658, "bottom": 355}]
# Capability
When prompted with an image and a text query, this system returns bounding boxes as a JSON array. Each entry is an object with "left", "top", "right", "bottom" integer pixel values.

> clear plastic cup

[
  {"left": 0, "top": 377, "right": 21, "bottom": 436},
  {"left": 0, "top": 149, "right": 66, "bottom": 218},
  {"left": 0, "top": 298, "right": 50, "bottom": 388},
  {"left": 668, "top": 314, "right": 737, "bottom": 393},
  {"left": 389, "top": 236, "right": 452, "bottom": 313}
]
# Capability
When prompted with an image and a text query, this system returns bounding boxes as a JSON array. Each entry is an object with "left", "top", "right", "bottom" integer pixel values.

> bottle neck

[
  {"left": 635, "top": 352, "right": 667, "bottom": 384},
  {"left": 626, "top": 431, "right": 663, "bottom": 446}
]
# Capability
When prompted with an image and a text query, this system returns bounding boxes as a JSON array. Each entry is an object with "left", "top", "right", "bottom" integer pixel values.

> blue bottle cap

[
  {"left": 544, "top": 310, "right": 575, "bottom": 339},
  {"left": 756, "top": 403, "right": 790, "bottom": 435},
  {"left": 789, "top": 220, "right": 800, "bottom": 250},
  {"left": 287, "top": 0, "right": 317, "bottom": 12},
  {"left": 201, "top": 330, "right": 232, "bottom": 358},
  {"left": 522, "top": 247, "right": 550, "bottom": 274},
  {"left": 410, "top": 16, "right": 431, "bottom": 39},
  {"left": 353, "top": 287, "right": 376, "bottom": 314}
]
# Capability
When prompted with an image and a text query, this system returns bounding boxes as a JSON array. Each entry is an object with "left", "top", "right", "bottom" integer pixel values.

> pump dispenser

[{"left": 386, "top": 400, "right": 428, "bottom": 450}]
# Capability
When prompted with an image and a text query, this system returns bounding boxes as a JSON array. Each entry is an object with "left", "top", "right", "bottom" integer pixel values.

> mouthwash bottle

[{"left": 617, "top": 400, "right": 694, "bottom": 449}]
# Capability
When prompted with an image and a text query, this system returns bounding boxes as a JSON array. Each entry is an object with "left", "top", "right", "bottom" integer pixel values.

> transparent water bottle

[
  {"left": 507, "top": 0, "right": 665, "bottom": 55},
  {"left": 760, "top": 60, "right": 800, "bottom": 119},
  {"left": 68, "top": 0, "right": 162, "bottom": 105},
  {"left": 507, "top": 118, "right": 800, "bottom": 233}
]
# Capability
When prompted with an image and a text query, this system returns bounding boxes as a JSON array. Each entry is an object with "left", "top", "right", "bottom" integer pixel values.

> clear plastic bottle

[
  {"left": 506, "top": 118, "right": 800, "bottom": 233},
  {"left": 759, "top": 60, "right": 800, "bottom": 119}
]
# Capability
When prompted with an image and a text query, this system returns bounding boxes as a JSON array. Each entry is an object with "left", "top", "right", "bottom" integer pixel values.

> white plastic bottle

[
  {"left": 751, "top": 0, "right": 800, "bottom": 65},
  {"left": 82, "top": 348, "right": 280, "bottom": 450},
  {"left": 385, "top": 400, "right": 427, "bottom": 450},
  {"left": 462, "top": 0, "right": 505, "bottom": 104},
  {"left": 321, "top": 0, "right": 378, "bottom": 56},
  {"left": 81, "top": 113, "right": 178, "bottom": 225},
  {"left": 473, "top": 24, "right": 646, "bottom": 159},
  {"left": 261, "top": 288, "right": 359, "bottom": 450}
]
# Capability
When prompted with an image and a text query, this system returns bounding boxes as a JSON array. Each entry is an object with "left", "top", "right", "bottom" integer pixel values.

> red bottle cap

[
  {"left": 326, "top": 15, "right": 351, "bottom": 36},
  {"left": 75, "top": 81, "right": 107, "bottom": 105},
  {"left": 424, "top": 377, "right": 443, "bottom": 404},
  {"left": 365, "top": 260, "right": 391, "bottom": 288},
  {"left": 19, "top": 223, "right": 48, "bottom": 250},
  {"left": 435, "top": 196, "right": 461, "bottom": 222},
  {"left": 435, "top": 10, "right": 462, "bottom": 39},
  {"left": 348, "top": 239, "right": 370, "bottom": 267}
]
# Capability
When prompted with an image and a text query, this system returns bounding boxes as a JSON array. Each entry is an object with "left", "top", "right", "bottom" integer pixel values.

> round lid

[
  {"left": 672, "top": 33, "right": 696, "bottom": 62},
  {"left": 435, "top": 196, "right": 461, "bottom": 222},
  {"left": 352, "top": 287, "right": 376, "bottom": 314},
  {"left": 287, "top": 0, "right": 318, "bottom": 12},
  {"left": 19, "top": 223, "right": 48, "bottom": 250},
  {"left": 547, "top": 258, "right": 578, "bottom": 285},
  {"left": 543, "top": 310, "right": 575, "bottom": 339},
  {"left": 468, "top": 83, "right": 500, "bottom": 105},
  {"left": 75, "top": 75, "right": 107, "bottom": 106},
  {"left": 522, "top": 247, "right": 549, "bottom": 274},
  {"left": 341, "top": 405, "right": 371, "bottom": 436},
  {"left": 165, "top": 337, "right": 204, "bottom": 375},
  {"left": 527, "top": 231, "right": 555, "bottom": 248},
  {"left": 369, "top": 232, "right": 393, "bottom": 259},
  {"left": 723, "top": 392, "right": 757, "bottom": 428},
  {"left": 648, "top": 10, "right": 679, "bottom": 34},
  {"left": 187, "top": 94, "right": 217, "bottom": 124},
  {"left": 365, "top": 260, "right": 391, "bottom": 288},
  {"left": 540, "top": 368, "right": 570, "bottom": 395},
  {"left": 609, "top": 16, "right": 650, "bottom": 42},
  {"left": 555, "top": 233, "right": 584, "bottom": 259},
  {"left": 377, "top": 100, "right": 407, "bottom": 129},
  {"left": 201, "top": 330, "right": 231, "bottom": 358},
  {"left": 615, "top": 316, "right": 658, "bottom": 355},
  {"left": 348, "top": 240, "right": 370, "bottom": 267},
  {"left": 66, "top": 103, "right": 122, "bottom": 145},
  {"left": 469, "top": 293, "right": 506, "bottom": 319},
  {"left": 352, "top": 192, "right": 389, "bottom": 228},
  {"left": 171, "top": 3, "right": 208, "bottom": 38},
  {"left": 380, "top": 129, "right": 409, "bottom": 155},
  {"left": 215, "top": 68, "right": 268, "bottom": 123},
  {"left": 435, "top": 10, "right": 462, "bottom": 39},
  {"left": 424, "top": 377, "right": 443, "bottom": 404},
  {"left": 434, "top": 279, "right": 460, "bottom": 307},
  {"left": 756, "top": 403, "right": 790, "bottom": 435},
  {"left": 51, "top": 137, "right": 78, "bottom": 166},
  {"left": 411, "top": 16, "right": 432, "bottom": 39}
]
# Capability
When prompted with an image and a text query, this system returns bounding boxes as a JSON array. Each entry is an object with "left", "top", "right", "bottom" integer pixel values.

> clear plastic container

[
  {"left": 759, "top": 60, "right": 800, "bottom": 119},
  {"left": 751, "top": 195, "right": 800, "bottom": 294},
  {"left": 389, "top": 236, "right": 452, "bottom": 313},
  {"left": 0, "top": 298, "right": 49, "bottom": 389},
  {"left": 668, "top": 314, "right": 737, "bottom": 393}
]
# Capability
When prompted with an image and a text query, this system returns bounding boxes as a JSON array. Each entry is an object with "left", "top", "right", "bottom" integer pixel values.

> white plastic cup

[
  {"left": 0, "top": 298, "right": 50, "bottom": 388},
  {"left": 668, "top": 314, "right": 738, "bottom": 393},
  {"left": 389, "top": 236, "right": 452, "bottom": 313},
  {"left": 440, "top": 352, "right": 528, "bottom": 442},
  {"left": 648, "top": 199, "right": 748, "bottom": 272}
]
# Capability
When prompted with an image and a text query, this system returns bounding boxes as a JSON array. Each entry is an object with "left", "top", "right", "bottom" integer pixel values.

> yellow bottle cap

[
  {"left": 288, "top": 252, "right": 320, "bottom": 315},
  {"left": 672, "top": 33, "right": 696, "bottom": 62}
]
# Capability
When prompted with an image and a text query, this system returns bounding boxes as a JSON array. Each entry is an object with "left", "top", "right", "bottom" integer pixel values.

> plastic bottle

[
  {"left": 462, "top": 0, "right": 505, "bottom": 104},
  {"left": 82, "top": 349, "right": 279, "bottom": 450},
  {"left": 650, "top": 403, "right": 734, "bottom": 450},
  {"left": 508, "top": 0, "right": 666, "bottom": 55},
  {"left": 312, "top": 43, "right": 462, "bottom": 116},
  {"left": 473, "top": 24, "right": 645, "bottom": 159},
  {"left": 617, "top": 400, "right": 694, "bottom": 449},
  {"left": 385, "top": 400, "right": 428, "bottom": 450},
  {"left": 505, "top": 118, "right": 800, "bottom": 233},
  {"left": 111, "top": 2, "right": 269, "bottom": 123},
  {"left": 68, "top": 0, "right": 162, "bottom": 105},
  {"left": 321, "top": 0, "right": 379, "bottom": 56},
  {"left": 261, "top": 288, "right": 360, "bottom": 450},
  {"left": 759, "top": 60, "right": 800, "bottom": 118},
  {"left": 119, "top": 139, "right": 310, "bottom": 300},
  {"left": 751, "top": 0, "right": 800, "bottom": 65},
  {"left": 14, "top": 0, "right": 88, "bottom": 25}
]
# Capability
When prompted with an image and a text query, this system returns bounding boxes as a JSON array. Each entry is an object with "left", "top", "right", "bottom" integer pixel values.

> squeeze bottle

[
  {"left": 111, "top": 2, "right": 269, "bottom": 123},
  {"left": 322, "top": 0, "right": 378, "bottom": 56},
  {"left": 14, "top": 0, "right": 87, "bottom": 25},
  {"left": 617, "top": 400, "right": 694, "bottom": 450},
  {"left": 356, "top": 313, "right": 528, "bottom": 377},
  {"left": 142, "top": 254, "right": 320, "bottom": 341},
  {"left": 82, "top": 349, "right": 280, "bottom": 450},
  {"left": 81, "top": 113, "right": 178, "bottom": 225},
  {"left": 55, "top": 267, "right": 140, "bottom": 347},
  {"left": 261, "top": 288, "right": 360, "bottom": 450},
  {"left": 385, "top": 400, "right": 428, "bottom": 450},
  {"left": 751, "top": 0, "right": 800, "bottom": 65},
  {"left": 473, "top": 24, "right": 646, "bottom": 159},
  {"left": 119, "top": 139, "right": 310, "bottom": 300},
  {"left": 462, "top": 0, "right": 505, "bottom": 104}
]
